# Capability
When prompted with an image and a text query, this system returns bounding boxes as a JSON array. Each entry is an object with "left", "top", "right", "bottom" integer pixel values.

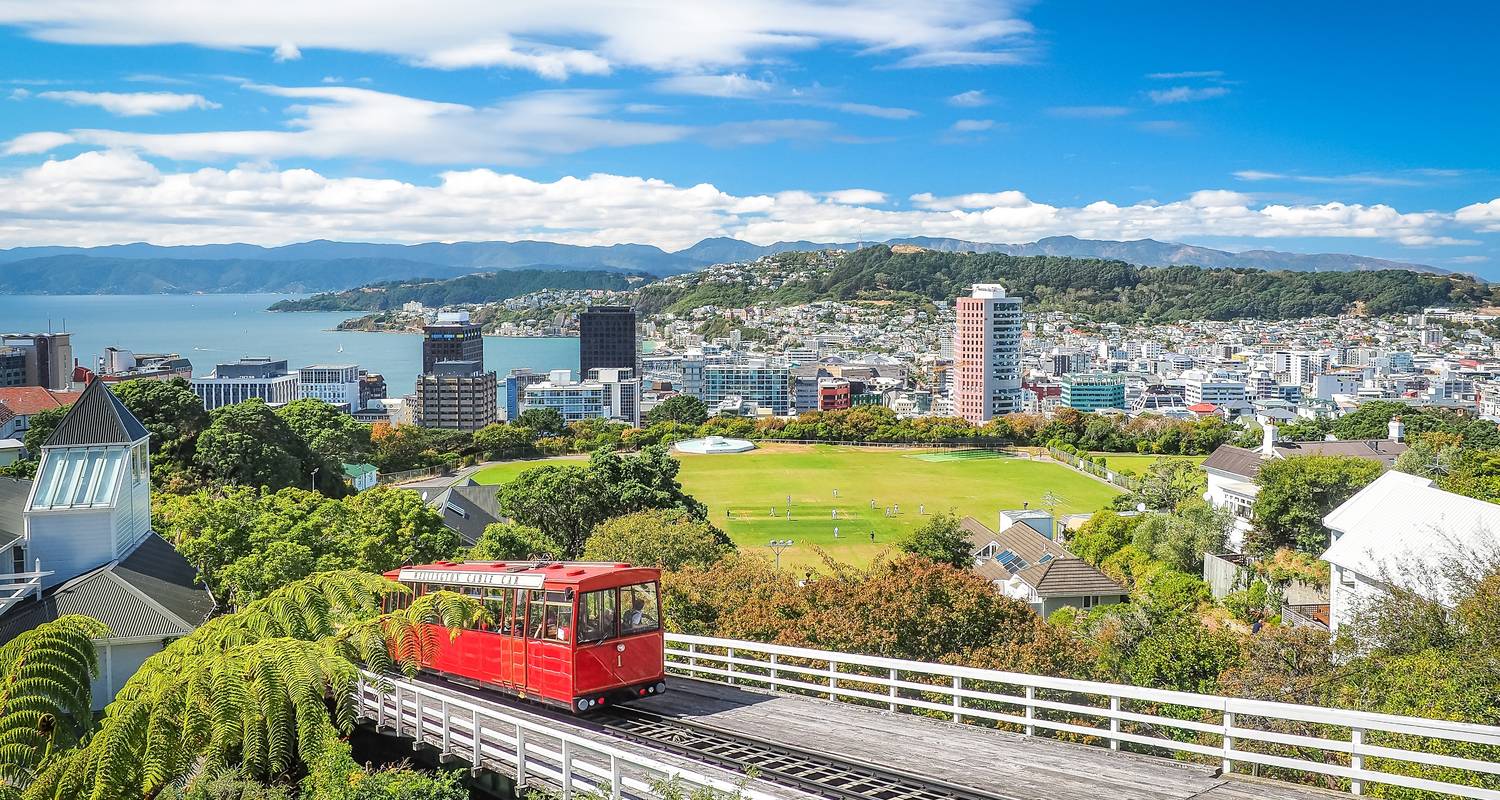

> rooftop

[{"left": 0, "top": 386, "right": 82, "bottom": 416}]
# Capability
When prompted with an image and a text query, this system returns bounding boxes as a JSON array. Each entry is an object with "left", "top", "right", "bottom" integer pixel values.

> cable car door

[{"left": 509, "top": 589, "right": 527, "bottom": 689}]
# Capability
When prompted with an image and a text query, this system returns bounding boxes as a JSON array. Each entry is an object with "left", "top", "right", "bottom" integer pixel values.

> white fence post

[
  {"left": 1351, "top": 728, "right": 1364, "bottom": 795},
  {"left": 440, "top": 699, "right": 451, "bottom": 758},
  {"left": 413, "top": 693, "right": 424, "bottom": 747},
  {"left": 688, "top": 642, "right": 697, "bottom": 671},
  {"left": 1109, "top": 696, "right": 1121, "bottom": 750},
  {"left": 828, "top": 659, "right": 839, "bottom": 700},
  {"left": 471, "top": 709, "right": 481, "bottom": 767},
  {"left": 1024, "top": 686, "right": 1035, "bottom": 736},
  {"left": 1221, "top": 711, "right": 1235, "bottom": 775},
  {"left": 770, "top": 653, "right": 779, "bottom": 686},
  {"left": 610, "top": 755, "right": 622, "bottom": 800},
  {"left": 952, "top": 676, "right": 963, "bottom": 723},
  {"left": 561, "top": 739, "right": 573, "bottom": 800},
  {"left": 727, "top": 647, "right": 736, "bottom": 685},
  {"left": 515, "top": 725, "right": 527, "bottom": 786},
  {"left": 888, "top": 668, "right": 898, "bottom": 712}
]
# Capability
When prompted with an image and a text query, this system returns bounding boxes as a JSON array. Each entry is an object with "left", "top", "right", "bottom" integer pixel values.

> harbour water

[{"left": 0, "top": 294, "right": 579, "bottom": 384}]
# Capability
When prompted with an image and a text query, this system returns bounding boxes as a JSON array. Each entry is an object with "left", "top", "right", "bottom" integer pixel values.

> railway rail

[{"left": 596, "top": 706, "right": 1017, "bottom": 800}]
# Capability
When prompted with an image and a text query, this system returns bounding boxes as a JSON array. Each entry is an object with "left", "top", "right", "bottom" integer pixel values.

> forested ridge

[
  {"left": 639, "top": 246, "right": 1493, "bottom": 321},
  {"left": 268, "top": 268, "right": 647, "bottom": 311}
]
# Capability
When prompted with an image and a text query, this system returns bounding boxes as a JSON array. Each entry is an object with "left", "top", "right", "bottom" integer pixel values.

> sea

[{"left": 0, "top": 294, "right": 579, "bottom": 385}]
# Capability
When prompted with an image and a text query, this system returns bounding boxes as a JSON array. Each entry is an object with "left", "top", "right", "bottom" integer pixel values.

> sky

[{"left": 1, "top": 2, "right": 1498, "bottom": 274}]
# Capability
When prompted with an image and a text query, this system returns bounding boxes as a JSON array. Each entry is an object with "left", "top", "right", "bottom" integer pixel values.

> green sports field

[
  {"left": 470, "top": 444, "right": 1123, "bottom": 571},
  {"left": 1086, "top": 452, "right": 1207, "bottom": 476}
]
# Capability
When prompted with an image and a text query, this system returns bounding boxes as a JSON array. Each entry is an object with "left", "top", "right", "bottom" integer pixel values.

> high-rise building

[
  {"left": 190, "top": 357, "right": 299, "bottom": 409},
  {"left": 953, "top": 284, "right": 1023, "bottom": 424},
  {"left": 359, "top": 372, "right": 387, "bottom": 410},
  {"left": 522, "top": 368, "right": 641, "bottom": 425},
  {"left": 413, "top": 361, "right": 497, "bottom": 431},
  {"left": 298, "top": 364, "right": 361, "bottom": 410},
  {"left": 700, "top": 361, "right": 791, "bottom": 415},
  {"left": 0, "top": 348, "right": 26, "bottom": 388},
  {"left": 1059, "top": 373, "right": 1127, "bottom": 412},
  {"left": 0, "top": 333, "right": 73, "bottom": 390},
  {"left": 421, "top": 311, "right": 483, "bottom": 374},
  {"left": 504, "top": 368, "right": 549, "bottom": 421},
  {"left": 579, "top": 306, "right": 637, "bottom": 378}
]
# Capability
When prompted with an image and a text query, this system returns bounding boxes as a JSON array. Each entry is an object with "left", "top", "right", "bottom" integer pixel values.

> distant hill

[
  {"left": 268, "top": 269, "right": 649, "bottom": 312},
  {"left": 0, "top": 235, "right": 1453, "bottom": 295}
]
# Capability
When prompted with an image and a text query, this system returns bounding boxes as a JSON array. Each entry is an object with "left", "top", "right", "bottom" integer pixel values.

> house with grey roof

[
  {"left": 1203, "top": 421, "right": 1407, "bottom": 551},
  {"left": 0, "top": 379, "right": 213, "bottom": 708},
  {"left": 431, "top": 478, "right": 503, "bottom": 546},
  {"left": 962, "top": 516, "right": 1125, "bottom": 617}
]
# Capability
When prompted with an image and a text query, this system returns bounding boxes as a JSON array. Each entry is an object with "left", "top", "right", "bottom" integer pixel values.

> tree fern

[
  {"left": 0, "top": 615, "right": 107, "bottom": 797},
  {"left": 21, "top": 572, "right": 483, "bottom": 800}
]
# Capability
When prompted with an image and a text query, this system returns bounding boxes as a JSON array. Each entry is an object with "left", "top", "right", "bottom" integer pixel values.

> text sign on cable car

[{"left": 399, "top": 568, "right": 546, "bottom": 589}]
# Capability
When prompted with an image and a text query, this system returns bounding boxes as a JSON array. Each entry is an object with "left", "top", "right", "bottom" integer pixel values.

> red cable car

[{"left": 383, "top": 561, "right": 667, "bottom": 713}]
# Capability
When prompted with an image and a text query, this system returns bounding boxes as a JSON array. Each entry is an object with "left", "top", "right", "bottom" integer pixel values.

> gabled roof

[
  {"left": 44, "top": 379, "right": 149, "bottom": 447},
  {"left": 1322, "top": 470, "right": 1500, "bottom": 606},
  {"left": 436, "top": 481, "right": 503, "bottom": 545},
  {"left": 1201, "top": 445, "right": 1266, "bottom": 479},
  {"left": 1029, "top": 558, "right": 1127, "bottom": 596},
  {"left": 0, "top": 533, "right": 214, "bottom": 641},
  {"left": 0, "top": 387, "right": 81, "bottom": 416},
  {"left": 1202, "top": 439, "right": 1409, "bottom": 481},
  {"left": 962, "top": 516, "right": 1124, "bottom": 598}
]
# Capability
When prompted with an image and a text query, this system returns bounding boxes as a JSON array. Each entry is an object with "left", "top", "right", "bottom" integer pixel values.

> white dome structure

[{"left": 674, "top": 435, "right": 756, "bottom": 455}]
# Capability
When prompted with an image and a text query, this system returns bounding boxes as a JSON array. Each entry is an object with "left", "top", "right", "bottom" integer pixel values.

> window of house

[
  {"left": 1080, "top": 595, "right": 1100, "bottom": 609},
  {"left": 578, "top": 588, "right": 618, "bottom": 643},
  {"left": 1339, "top": 567, "right": 1355, "bottom": 588},
  {"left": 619, "top": 582, "right": 660, "bottom": 635}
]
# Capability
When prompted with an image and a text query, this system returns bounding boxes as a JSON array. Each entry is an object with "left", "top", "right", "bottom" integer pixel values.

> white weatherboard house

[
  {"left": 1321, "top": 470, "right": 1500, "bottom": 638},
  {"left": 0, "top": 380, "right": 214, "bottom": 708}
]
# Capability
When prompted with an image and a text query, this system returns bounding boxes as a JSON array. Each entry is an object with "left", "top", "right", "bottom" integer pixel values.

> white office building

[
  {"left": 191, "top": 357, "right": 299, "bottom": 409},
  {"left": 522, "top": 368, "right": 641, "bottom": 425},
  {"left": 1183, "top": 373, "right": 1246, "bottom": 407},
  {"left": 298, "top": 364, "right": 361, "bottom": 410},
  {"left": 700, "top": 361, "right": 792, "bottom": 416}
]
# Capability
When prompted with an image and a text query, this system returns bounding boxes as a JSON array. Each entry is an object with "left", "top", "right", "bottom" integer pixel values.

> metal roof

[
  {"left": 437, "top": 483, "right": 503, "bottom": 545},
  {"left": 0, "top": 477, "right": 29, "bottom": 545},
  {"left": 1322, "top": 470, "right": 1500, "bottom": 606},
  {"left": 43, "top": 380, "right": 149, "bottom": 447}
]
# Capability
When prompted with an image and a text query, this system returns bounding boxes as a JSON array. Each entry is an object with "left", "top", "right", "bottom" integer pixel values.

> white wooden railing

[
  {"left": 665, "top": 633, "right": 1500, "bottom": 800},
  {"left": 353, "top": 671, "right": 778, "bottom": 800},
  {"left": 0, "top": 560, "right": 50, "bottom": 618}
]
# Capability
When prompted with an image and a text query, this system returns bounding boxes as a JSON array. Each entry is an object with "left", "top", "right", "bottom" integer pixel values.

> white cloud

[
  {"left": 824, "top": 189, "right": 886, "bottom": 205},
  {"left": 947, "top": 90, "right": 990, "bottom": 107},
  {"left": 34, "top": 90, "right": 220, "bottom": 116},
  {"left": 832, "top": 102, "right": 916, "bottom": 120},
  {"left": 699, "top": 119, "right": 834, "bottom": 147},
  {"left": 655, "top": 73, "right": 774, "bottom": 98},
  {"left": 272, "top": 41, "right": 301, "bottom": 62},
  {"left": 0, "top": 151, "right": 1473, "bottom": 251},
  {"left": 3, "top": 131, "right": 76, "bottom": 155},
  {"left": 1148, "top": 86, "right": 1229, "bottom": 104},
  {"left": 949, "top": 119, "right": 995, "bottom": 132},
  {"left": 11, "top": 84, "right": 687, "bottom": 165},
  {"left": 1234, "top": 169, "right": 1434, "bottom": 187},
  {"left": 1457, "top": 199, "right": 1500, "bottom": 232},
  {"left": 1145, "top": 70, "right": 1223, "bottom": 80},
  {"left": 1045, "top": 105, "right": 1130, "bottom": 118},
  {"left": 0, "top": 1, "right": 1035, "bottom": 79}
]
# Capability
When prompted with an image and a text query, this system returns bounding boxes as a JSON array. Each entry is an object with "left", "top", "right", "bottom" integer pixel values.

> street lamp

[{"left": 768, "top": 539, "right": 794, "bottom": 570}]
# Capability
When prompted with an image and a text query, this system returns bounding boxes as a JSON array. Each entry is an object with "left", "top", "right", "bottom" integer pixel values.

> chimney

[
  {"left": 1389, "top": 416, "right": 1404, "bottom": 443},
  {"left": 1261, "top": 422, "right": 1277, "bottom": 456}
]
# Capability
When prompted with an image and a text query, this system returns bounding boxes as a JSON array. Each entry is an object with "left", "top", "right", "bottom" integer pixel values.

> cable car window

[
  {"left": 527, "top": 590, "right": 573, "bottom": 643},
  {"left": 485, "top": 589, "right": 508, "bottom": 633},
  {"left": 511, "top": 589, "right": 526, "bottom": 637},
  {"left": 619, "top": 582, "right": 660, "bottom": 635},
  {"left": 528, "top": 590, "right": 545, "bottom": 639},
  {"left": 578, "top": 589, "right": 617, "bottom": 643}
]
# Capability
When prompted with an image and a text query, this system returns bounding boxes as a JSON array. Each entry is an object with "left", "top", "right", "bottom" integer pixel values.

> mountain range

[{"left": 0, "top": 236, "right": 1451, "bottom": 295}]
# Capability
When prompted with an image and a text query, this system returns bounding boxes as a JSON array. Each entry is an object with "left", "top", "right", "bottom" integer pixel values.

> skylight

[{"left": 29, "top": 447, "right": 124, "bottom": 510}]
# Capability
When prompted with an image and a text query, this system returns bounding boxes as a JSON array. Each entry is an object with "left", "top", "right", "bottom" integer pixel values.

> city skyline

[{"left": 0, "top": 4, "right": 1497, "bottom": 274}]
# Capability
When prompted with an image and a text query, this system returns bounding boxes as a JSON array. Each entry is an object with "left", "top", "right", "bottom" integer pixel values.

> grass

[
  {"left": 471, "top": 444, "right": 1124, "bottom": 572},
  {"left": 1087, "top": 452, "right": 1207, "bottom": 476}
]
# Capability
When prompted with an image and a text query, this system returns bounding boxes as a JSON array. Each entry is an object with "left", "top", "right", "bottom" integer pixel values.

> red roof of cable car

[{"left": 386, "top": 560, "right": 658, "bottom": 590}]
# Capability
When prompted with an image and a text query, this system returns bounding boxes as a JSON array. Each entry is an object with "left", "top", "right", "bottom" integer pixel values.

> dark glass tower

[
  {"left": 421, "top": 313, "right": 484, "bottom": 374},
  {"left": 579, "top": 306, "right": 637, "bottom": 377}
]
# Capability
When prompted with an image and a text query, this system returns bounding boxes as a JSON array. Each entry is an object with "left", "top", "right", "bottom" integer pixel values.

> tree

[
  {"left": 495, "top": 464, "right": 607, "bottom": 559},
  {"left": 1069, "top": 510, "right": 1137, "bottom": 566},
  {"left": 112, "top": 377, "right": 210, "bottom": 464},
  {"left": 1250, "top": 456, "right": 1384, "bottom": 555},
  {"left": 0, "top": 615, "right": 108, "bottom": 796},
  {"left": 194, "top": 399, "right": 343, "bottom": 493},
  {"left": 20, "top": 405, "right": 68, "bottom": 455},
  {"left": 646, "top": 395, "right": 709, "bottom": 427},
  {"left": 1118, "top": 459, "right": 1206, "bottom": 512},
  {"left": 468, "top": 522, "right": 558, "bottom": 560},
  {"left": 276, "top": 398, "right": 371, "bottom": 465},
  {"left": 515, "top": 407, "right": 567, "bottom": 438},
  {"left": 583, "top": 509, "right": 733, "bottom": 570},
  {"left": 342, "top": 485, "right": 460, "bottom": 572},
  {"left": 472, "top": 422, "right": 535, "bottom": 459},
  {"left": 1130, "top": 500, "right": 1232, "bottom": 573},
  {"left": 898, "top": 511, "right": 972, "bottom": 569}
]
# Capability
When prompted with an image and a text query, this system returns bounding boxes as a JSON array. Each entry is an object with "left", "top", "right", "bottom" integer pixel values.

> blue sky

[{"left": 1, "top": 1, "right": 1497, "bottom": 274}]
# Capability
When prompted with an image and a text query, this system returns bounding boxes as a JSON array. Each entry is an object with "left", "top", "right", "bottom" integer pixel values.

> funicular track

[{"left": 594, "top": 706, "right": 1017, "bottom": 800}]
